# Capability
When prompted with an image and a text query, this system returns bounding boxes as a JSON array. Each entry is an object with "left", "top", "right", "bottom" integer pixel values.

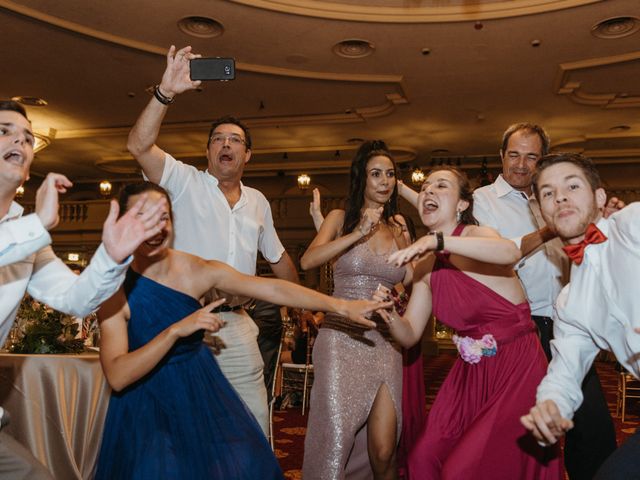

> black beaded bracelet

[
  {"left": 429, "top": 230, "right": 444, "bottom": 251},
  {"left": 153, "top": 85, "right": 174, "bottom": 105}
]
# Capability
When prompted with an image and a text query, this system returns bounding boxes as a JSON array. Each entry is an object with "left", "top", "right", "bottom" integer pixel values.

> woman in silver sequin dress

[{"left": 300, "top": 140, "right": 413, "bottom": 479}]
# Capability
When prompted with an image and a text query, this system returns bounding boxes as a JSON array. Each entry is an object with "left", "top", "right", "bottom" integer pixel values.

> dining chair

[{"left": 616, "top": 369, "right": 640, "bottom": 422}]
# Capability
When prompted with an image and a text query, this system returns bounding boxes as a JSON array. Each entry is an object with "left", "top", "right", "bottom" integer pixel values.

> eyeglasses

[{"left": 209, "top": 133, "right": 246, "bottom": 146}]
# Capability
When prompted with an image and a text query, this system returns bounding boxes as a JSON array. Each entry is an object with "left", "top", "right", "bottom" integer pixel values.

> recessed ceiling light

[
  {"left": 431, "top": 149, "right": 450, "bottom": 154},
  {"left": 347, "top": 137, "right": 365, "bottom": 144},
  {"left": 177, "top": 16, "right": 224, "bottom": 38},
  {"left": 531, "top": 39, "right": 541, "bottom": 47},
  {"left": 591, "top": 16, "right": 640, "bottom": 39},
  {"left": 609, "top": 125, "right": 631, "bottom": 132},
  {"left": 12, "top": 96, "right": 47, "bottom": 107},
  {"left": 333, "top": 39, "right": 375, "bottom": 59},
  {"left": 421, "top": 47, "right": 431, "bottom": 56}
]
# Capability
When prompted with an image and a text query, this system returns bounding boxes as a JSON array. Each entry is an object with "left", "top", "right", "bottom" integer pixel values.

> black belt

[{"left": 211, "top": 304, "right": 244, "bottom": 313}]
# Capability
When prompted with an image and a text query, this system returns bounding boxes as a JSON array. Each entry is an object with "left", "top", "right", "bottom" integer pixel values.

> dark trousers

[
  {"left": 532, "top": 315, "right": 617, "bottom": 480},
  {"left": 594, "top": 428, "right": 640, "bottom": 480}
]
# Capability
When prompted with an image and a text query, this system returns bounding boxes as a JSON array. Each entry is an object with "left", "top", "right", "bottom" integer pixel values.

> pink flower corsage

[{"left": 452, "top": 333, "right": 498, "bottom": 364}]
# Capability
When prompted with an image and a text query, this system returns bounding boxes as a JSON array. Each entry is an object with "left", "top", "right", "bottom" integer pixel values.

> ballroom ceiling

[{"left": 1, "top": 0, "right": 639, "bottom": 193}]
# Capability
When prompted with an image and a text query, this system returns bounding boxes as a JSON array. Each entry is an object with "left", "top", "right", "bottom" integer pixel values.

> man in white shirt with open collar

[
  {"left": 473, "top": 124, "right": 616, "bottom": 478},
  {"left": 127, "top": 46, "right": 299, "bottom": 435},
  {"left": 0, "top": 100, "right": 167, "bottom": 479},
  {"left": 521, "top": 152, "right": 640, "bottom": 479}
]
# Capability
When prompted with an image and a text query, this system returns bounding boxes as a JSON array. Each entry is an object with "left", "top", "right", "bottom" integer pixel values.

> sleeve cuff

[
  {"left": 12, "top": 214, "right": 51, "bottom": 245},
  {"left": 93, "top": 243, "right": 133, "bottom": 274}
]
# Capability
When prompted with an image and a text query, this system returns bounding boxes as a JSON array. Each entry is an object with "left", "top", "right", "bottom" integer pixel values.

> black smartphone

[{"left": 190, "top": 58, "right": 235, "bottom": 81}]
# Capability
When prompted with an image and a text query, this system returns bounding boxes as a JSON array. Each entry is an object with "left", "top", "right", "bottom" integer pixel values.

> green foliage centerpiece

[{"left": 7, "top": 296, "right": 85, "bottom": 354}]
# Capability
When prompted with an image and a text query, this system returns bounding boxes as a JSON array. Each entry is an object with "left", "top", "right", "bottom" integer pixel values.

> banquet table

[{"left": 0, "top": 352, "right": 110, "bottom": 480}]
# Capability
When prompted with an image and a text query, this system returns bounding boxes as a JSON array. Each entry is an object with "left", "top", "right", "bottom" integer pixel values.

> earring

[{"left": 456, "top": 210, "right": 462, "bottom": 223}]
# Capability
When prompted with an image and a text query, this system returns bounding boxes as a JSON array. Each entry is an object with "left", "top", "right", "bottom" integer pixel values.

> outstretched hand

[
  {"left": 338, "top": 298, "right": 392, "bottom": 329},
  {"left": 388, "top": 235, "right": 436, "bottom": 266},
  {"left": 372, "top": 284, "right": 398, "bottom": 327},
  {"left": 35, "top": 173, "right": 73, "bottom": 230},
  {"left": 309, "top": 188, "right": 324, "bottom": 231},
  {"left": 603, "top": 196, "right": 625, "bottom": 218},
  {"left": 520, "top": 399, "right": 574, "bottom": 446},
  {"left": 158, "top": 45, "right": 202, "bottom": 98},
  {"left": 101, "top": 194, "right": 169, "bottom": 264},
  {"left": 171, "top": 299, "right": 227, "bottom": 338}
]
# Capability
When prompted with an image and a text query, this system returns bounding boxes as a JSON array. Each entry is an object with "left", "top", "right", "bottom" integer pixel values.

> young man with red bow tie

[{"left": 521, "top": 153, "right": 640, "bottom": 479}]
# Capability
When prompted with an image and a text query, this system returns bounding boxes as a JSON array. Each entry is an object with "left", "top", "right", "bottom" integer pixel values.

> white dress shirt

[
  {"left": 536, "top": 203, "right": 640, "bottom": 419},
  {"left": 158, "top": 153, "right": 286, "bottom": 305},
  {"left": 0, "top": 205, "right": 50, "bottom": 267},
  {"left": 474, "top": 174, "right": 569, "bottom": 316},
  {"left": 0, "top": 202, "right": 131, "bottom": 345}
]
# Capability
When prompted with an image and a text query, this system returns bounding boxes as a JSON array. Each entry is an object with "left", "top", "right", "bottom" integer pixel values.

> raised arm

[
  {"left": 389, "top": 225, "right": 521, "bottom": 267},
  {"left": 98, "top": 290, "right": 226, "bottom": 391},
  {"left": 127, "top": 45, "right": 202, "bottom": 183},
  {"left": 309, "top": 188, "right": 325, "bottom": 231},
  {"left": 300, "top": 207, "right": 381, "bottom": 270},
  {"left": 397, "top": 180, "right": 419, "bottom": 209}
]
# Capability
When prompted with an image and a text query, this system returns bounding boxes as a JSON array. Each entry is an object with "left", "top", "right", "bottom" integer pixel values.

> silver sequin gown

[{"left": 303, "top": 239, "right": 405, "bottom": 479}]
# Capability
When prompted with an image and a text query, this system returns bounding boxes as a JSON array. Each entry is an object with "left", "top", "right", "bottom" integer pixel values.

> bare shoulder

[
  {"left": 325, "top": 209, "right": 346, "bottom": 222},
  {"left": 98, "top": 287, "right": 130, "bottom": 322},
  {"left": 321, "top": 209, "right": 346, "bottom": 235}
]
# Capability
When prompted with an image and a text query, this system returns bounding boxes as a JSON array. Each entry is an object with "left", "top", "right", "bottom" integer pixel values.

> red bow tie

[{"left": 562, "top": 223, "right": 607, "bottom": 265}]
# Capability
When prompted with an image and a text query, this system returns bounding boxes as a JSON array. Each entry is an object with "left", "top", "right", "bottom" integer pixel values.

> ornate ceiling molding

[
  {"left": 95, "top": 144, "right": 417, "bottom": 175},
  {"left": 0, "top": 0, "right": 405, "bottom": 87},
  {"left": 228, "top": 0, "right": 600, "bottom": 23},
  {"left": 554, "top": 51, "right": 640, "bottom": 108},
  {"left": 553, "top": 132, "right": 640, "bottom": 160}
]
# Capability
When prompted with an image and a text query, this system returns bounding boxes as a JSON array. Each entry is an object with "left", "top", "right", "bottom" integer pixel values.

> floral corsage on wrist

[{"left": 452, "top": 333, "right": 498, "bottom": 364}]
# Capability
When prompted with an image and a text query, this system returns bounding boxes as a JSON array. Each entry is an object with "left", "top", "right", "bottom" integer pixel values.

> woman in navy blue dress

[{"left": 95, "top": 183, "right": 381, "bottom": 479}]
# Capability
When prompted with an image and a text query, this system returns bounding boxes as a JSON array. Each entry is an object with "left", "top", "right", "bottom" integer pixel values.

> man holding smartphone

[{"left": 127, "top": 45, "right": 299, "bottom": 436}]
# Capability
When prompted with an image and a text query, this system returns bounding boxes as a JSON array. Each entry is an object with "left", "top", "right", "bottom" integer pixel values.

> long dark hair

[
  {"left": 426, "top": 166, "right": 478, "bottom": 227},
  {"left": 342, "top": 140, "right": 399, "bottom": 235}
]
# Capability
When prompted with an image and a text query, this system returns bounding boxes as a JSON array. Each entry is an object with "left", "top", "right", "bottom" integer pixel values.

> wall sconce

[
  {"left": 297, "top": 174, "right": 311, "bottom": 190},
  {"left": 15, "top": 185, "right": 24, "bottom": 198},
  {"left": 411, "top": 168, "right": 425, "bottom": 186},
  {"left": 99, "top": 180, "right": 112, "bottom": 197}
]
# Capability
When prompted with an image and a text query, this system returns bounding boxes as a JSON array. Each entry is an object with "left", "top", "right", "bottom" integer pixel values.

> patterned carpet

[{"left": 273, "top": 353, "right": 638, "bottom": 478}]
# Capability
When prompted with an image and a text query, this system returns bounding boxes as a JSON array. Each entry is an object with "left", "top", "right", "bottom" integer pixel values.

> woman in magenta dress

[{"left": 376, "top": 167, "right": 562, "bottom": 479}]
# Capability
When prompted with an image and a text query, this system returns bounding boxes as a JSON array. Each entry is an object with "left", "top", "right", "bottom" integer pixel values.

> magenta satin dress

[{"left": 408, "top": 225, "right": 563, "bottom": 480}]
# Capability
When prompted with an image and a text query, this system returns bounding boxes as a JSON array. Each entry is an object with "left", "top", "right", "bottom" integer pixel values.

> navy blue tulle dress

[{"left": 95, "top": 270, "right": 283, "bottom": 479}]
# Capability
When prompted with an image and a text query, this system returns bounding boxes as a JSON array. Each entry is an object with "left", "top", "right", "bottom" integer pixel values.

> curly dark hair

[{"left": 342, "top": 140, "right": 399, "bottom": 235}]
